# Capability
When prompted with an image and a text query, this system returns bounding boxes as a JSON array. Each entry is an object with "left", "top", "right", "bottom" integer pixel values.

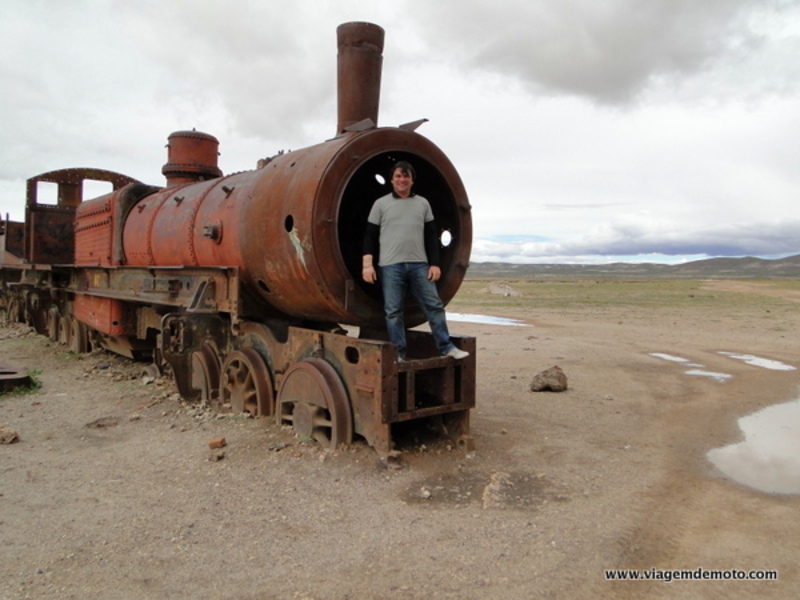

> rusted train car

[{"left": 0, "top": 22, "right": 475, "bottom": 455}]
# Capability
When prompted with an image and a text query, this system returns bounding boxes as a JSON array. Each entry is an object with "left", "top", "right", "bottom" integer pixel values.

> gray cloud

[
  {"left": 116, "top": 1, "right": 336, "bottom": 141},
  {"left": 412, "top": 0, "right": 797, "bottom": 104}
]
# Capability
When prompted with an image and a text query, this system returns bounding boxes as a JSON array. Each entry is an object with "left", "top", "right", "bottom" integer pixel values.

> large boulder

[
  {"left": 530, "top": 365, "right": 568, "bottom": 392},
  {"left": 0, "top": 425, "right": 20, "bottom": 444}
]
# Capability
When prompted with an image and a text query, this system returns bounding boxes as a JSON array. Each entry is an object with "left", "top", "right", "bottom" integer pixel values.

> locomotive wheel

[
  {"left": 47, "top": 308, "right": 60, "bottom": 342},
  {"left": 4, "top": 297, "right": 21, "bottom": 324},
  {"left": 220, "top": 348, "right": 274, "bottom": 417},
  {"left": 69, "top": 318, "right": 90, "bottom": 354},
  {"left": 58, "top": 315, "right": 72, "bottom": 347},
  {"left": 191, "top": 343, "right": 221, "bottom": 403},
  {"left": 276, "top": 358, "right": 353, "bottom": 449}
]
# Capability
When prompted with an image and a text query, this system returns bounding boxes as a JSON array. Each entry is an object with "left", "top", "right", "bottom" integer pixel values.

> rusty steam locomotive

[{"left": 0, "top": 22, "right": 474, "bottom": 455}]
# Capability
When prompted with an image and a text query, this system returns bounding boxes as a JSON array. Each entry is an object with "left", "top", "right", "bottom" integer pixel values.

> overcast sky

[{"left": 2, "top": 0, "right": 799, "bottom": 264}]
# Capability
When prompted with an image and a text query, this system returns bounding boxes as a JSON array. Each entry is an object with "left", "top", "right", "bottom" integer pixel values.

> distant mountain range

[{"left": 467, "top": 254, "right": 800, "bottom": 278}]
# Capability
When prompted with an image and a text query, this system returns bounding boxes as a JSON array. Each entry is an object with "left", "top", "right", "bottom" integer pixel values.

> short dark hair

[{"left": 392, "top": 160, "right": 416, "bottom": 181}]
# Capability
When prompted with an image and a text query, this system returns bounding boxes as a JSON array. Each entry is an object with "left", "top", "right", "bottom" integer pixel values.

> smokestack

[{"left": 336, "top": 22, "right": 385, "bottom": 134}]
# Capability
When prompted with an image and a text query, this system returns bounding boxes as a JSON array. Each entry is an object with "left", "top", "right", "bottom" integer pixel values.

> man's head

[
  {"left": 391, "top": 161, "right": 416, "bottom": 198},
  {"left": 392, "top": 161, "right": 416, "bottom": 181}
]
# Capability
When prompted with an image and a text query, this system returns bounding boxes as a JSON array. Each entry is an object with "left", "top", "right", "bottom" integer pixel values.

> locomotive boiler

[{"left": 0, "top": 22, "right": 475, "bottom": 455}]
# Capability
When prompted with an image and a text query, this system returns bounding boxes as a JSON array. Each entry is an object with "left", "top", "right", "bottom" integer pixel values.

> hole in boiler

[{"left": 284, "top": 215, "right": 294, "bottom": 232}]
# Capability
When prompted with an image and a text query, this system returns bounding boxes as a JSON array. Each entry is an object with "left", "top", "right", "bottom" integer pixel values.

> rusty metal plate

[{"left": 0, "top": 364, "right": 32, "bottom": 392}]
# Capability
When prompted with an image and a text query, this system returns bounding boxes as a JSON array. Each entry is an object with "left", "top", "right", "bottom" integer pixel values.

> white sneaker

[{"left": 445, "top": 347, "right": 469, "bottom": 360}]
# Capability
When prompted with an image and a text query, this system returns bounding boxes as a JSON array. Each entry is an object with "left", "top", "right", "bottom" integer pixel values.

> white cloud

[{"left": 1, "top": 0, "right": 799, "bottom": 263}]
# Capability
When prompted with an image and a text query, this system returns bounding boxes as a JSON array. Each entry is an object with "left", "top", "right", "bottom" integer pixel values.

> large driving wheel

[
  {"left": 219, "top": 348, "right": 274, "bottom": 417},
  {"left": 276, "top": 358, "right": 353, "bottom": 448},
  {"left": 191, "top": 342, "right": 221, "bottom": 403},
  {"left": 69, "top": 318, "right": 90, "bottom": 354}
]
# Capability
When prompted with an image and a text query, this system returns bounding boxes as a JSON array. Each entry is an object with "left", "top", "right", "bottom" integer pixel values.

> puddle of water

[
  {"left": 718, "top": 352, "right": 796, "bottom": 372},
  {"left": 649, "top": 353, "right": 731, "bottom": 381},
  {"left": 684, "top": 369, "right": 734, "bottom": 383},
  {"left": 649, "top": 352, "right": 690, "bottom": 363},
  {"left": 708, "top": 397, "right": 800, "bottom": 495},
  {"left": 649, "top": 353, "right": 702, "bottom": 367},
  {"left": 447, "top": 312, "right": 529, "bottom": 327}
]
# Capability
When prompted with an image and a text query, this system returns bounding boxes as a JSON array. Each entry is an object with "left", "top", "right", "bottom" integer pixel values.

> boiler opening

[{"left": 338, "top": 152, "right": 460, "bottom": 304}]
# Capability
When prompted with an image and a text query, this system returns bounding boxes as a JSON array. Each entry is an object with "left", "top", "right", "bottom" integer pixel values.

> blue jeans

[{"left": 380, "top": 262, "right": 455, "bottom": 358}]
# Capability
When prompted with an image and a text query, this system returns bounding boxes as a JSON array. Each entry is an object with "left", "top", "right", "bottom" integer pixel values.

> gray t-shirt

[{"left": 367, "top": 193, "right": 434, "bottom": 266}]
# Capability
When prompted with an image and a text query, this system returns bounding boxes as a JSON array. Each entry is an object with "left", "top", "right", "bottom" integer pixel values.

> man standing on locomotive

[{"left": 362, "top": 160, "right": 469, "bottom": 362}]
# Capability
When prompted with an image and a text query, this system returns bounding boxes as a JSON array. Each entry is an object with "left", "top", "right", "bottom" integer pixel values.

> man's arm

[
  {"left": 362, "top": 222, "right": 380, "bottom": 283},
  {"left": 424, "top": 220, "right": 441, "bottom": 281},
  {"left": 424, "top": 221, "right": 440, "bottom": 266}
]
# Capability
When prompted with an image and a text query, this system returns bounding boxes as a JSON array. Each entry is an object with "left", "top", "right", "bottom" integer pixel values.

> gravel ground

[{"left": 1, "top": 279, "right": 799, "bottom": 599}]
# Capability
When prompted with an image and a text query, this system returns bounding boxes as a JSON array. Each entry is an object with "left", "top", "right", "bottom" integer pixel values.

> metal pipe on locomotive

[{"left": 0, "top": 22, "right": 475, "bottom": 455}]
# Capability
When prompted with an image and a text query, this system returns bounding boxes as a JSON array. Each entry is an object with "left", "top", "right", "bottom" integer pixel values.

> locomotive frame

[{"left": 0, "top": 22, "right": 476, "bottom": 456}]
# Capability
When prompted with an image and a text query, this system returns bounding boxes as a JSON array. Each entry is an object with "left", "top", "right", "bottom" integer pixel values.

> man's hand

[
  {"left": 428, "top": 265, "right": 441, "bottom": 282},
  {"left": 362, "top": 255, "right": 377, "bottom": 283},
  {"left": 362, "top": 265, "right": 377, "bottom": 283}
]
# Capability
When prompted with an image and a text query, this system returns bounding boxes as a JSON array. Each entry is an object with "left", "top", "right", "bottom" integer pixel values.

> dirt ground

[{"left": 1, "top": 278, "right": 798, "bottom": 599}]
